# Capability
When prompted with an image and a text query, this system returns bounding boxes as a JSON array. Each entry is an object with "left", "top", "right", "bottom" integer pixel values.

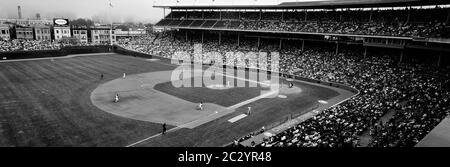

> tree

[{"left": 115, "top": 25, "right": 130, "bottom": 31}]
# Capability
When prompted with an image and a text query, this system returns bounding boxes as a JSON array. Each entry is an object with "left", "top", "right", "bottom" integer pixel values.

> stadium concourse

[{"left": 156, "top": 4, "right": 450, "bottom": 39}]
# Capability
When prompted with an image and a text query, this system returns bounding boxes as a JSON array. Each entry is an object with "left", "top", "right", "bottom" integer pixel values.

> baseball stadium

[{"left": 0, "top": 0, "right": 450, "bottom": 147}]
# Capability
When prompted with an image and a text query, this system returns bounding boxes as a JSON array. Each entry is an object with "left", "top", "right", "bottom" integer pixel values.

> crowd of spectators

[
  {"left": 0, "top": 39, "right": 61, "bottom": 52},
  {"left": 368, "top": 68, "right": 450, "bottom": 147},
  {"left": 164, "top": 8, "right": 450, "bottom": 39},
  {"left": 118, "top": 31, "right": 450, "bottom": 147},
  {"left": 253, "top": 47, "right": 448, "bottom": 147},
  {"left": 0, "top": 38, "right": 110, "bottom": 52},
  {"left": 256, "top": 63, "right": 449, "bottom": 147}
]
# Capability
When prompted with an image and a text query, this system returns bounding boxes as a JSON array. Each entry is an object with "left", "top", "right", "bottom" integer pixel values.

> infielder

[
  {"left": 114, "top": 94, "right": 119, "bottom": 103},
  {"left": 198, "top": 102, "right": 203, "bottom": 111}
]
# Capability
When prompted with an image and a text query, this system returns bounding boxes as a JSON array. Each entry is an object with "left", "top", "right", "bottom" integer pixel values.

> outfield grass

[{"left": 0, "top": 54, "right": 175, "bottom": 146}]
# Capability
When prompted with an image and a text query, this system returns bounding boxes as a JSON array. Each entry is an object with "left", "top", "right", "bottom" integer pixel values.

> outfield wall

[
  {"left": 113, "top": 45, "right": 154, "bottom": 59},
  {"left": 0, "top": 45, "right": 112, "bottom": 60}
]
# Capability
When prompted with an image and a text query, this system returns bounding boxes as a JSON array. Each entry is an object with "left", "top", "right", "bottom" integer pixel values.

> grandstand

[{"left": 146, "top": 0, "right": 450, "bottom": 147}]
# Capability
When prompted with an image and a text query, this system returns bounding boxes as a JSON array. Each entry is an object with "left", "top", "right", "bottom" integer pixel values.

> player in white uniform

[
  {"left": 198, "top": 102, "right": 203, "bottom": 111},
  {"left": 114, "top": 94, "right": 119, "bottom": 103},
  {"left": 123, "top": 73, "right": 126, "bottom": 78},
  {"left": 247, "top": 106, "right": 252, "bottom": 115}
]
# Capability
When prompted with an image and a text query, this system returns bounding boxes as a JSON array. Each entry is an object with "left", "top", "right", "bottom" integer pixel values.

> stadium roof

[{"left": 154, "top": 0, "right": 450, "bottom": 9}]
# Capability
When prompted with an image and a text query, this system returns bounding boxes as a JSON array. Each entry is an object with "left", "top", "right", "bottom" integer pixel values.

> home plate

[{"left": 228, "top": 114, "right": 248, "bottom": 123}]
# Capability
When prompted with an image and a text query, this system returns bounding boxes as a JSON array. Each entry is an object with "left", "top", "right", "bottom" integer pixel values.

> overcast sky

[{"left": 0, "top": 0, "right": 324, "bottom": 24}]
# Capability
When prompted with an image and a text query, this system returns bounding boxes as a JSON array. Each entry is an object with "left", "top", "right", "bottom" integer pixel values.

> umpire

[{"left": 162, "top": 123, "right": 167, "bottom": 135}]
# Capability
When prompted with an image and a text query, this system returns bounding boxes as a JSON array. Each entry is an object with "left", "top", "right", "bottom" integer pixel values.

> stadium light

[{"left": 108, "top": 0, "right": 114, "bottom": 46}]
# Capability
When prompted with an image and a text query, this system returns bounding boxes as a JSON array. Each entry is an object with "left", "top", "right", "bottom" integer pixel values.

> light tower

[{"left": 17, "top": 6, "right": 22, "bottom": 19}]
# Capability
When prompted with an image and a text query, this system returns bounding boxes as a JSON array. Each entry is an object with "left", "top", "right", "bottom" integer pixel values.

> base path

[{"left": 91, "top": 70, "right": 226, "bottom": 128}]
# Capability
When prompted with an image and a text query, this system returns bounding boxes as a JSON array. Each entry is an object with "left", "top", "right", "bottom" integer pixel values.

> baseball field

[{"left": 0, "top": 53, "right": 352, "bottom": 147}]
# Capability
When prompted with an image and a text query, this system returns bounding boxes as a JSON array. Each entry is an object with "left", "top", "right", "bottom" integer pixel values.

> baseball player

[{"left": 114, "top": 93, "right": 119, "bottom": 103}]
